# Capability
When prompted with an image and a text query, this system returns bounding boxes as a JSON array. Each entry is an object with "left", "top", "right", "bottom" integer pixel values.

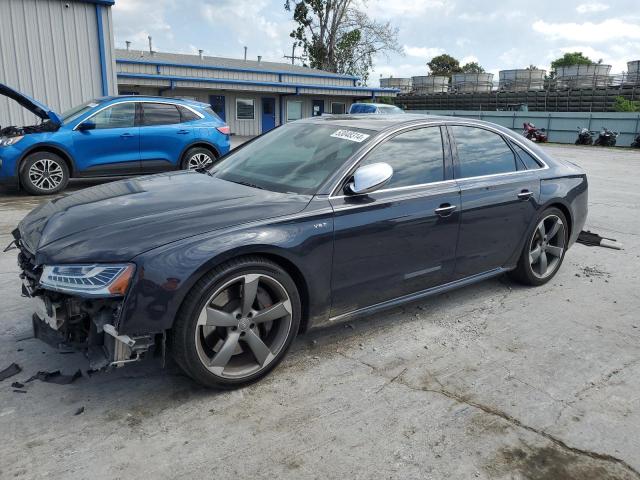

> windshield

[
  {"left": 213, "top": 123, "right": 374, "bottom": 194},
  {"left": 378, "top": 105, "right": 403, "bottom": 114},
  {"left": 61, "top": 100, "right": 101, "bottom": 123},
  {"left": 349, "top": 104, "right": 377, "bottom": 114}
]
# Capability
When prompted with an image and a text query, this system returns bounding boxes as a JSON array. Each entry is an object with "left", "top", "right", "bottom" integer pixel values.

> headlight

[
  {"left": 40, "top": 264, "right": 135, "bottom": 297},
  {"left": 0, "top": 135, "right": 24, "bottom": 146}
]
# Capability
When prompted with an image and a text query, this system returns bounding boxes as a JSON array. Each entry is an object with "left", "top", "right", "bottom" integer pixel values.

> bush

[{"left": 613, "top": 96, "right": 640, "bottom": 112}]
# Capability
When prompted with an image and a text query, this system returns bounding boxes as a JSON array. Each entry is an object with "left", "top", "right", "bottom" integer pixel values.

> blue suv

[{"left": 0, "top": 83, "right": 230, "bottom": 195}]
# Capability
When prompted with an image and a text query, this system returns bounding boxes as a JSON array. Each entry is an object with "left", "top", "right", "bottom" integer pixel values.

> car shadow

[{"left": 4, "top": 275, "right": 523, "bottom": 419}]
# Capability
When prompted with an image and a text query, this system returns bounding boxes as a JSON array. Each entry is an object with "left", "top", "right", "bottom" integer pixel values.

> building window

[
  {"left": 236, "top": 98, "right": 255, "bottom": 120},
  {"left": 331, "top": 102, "right": 346, "bottom": 114},
  {"left": 287, "top": 100, "right": 303, "bottom": 122}
]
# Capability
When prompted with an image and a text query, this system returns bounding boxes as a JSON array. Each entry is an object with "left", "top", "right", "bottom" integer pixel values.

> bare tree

[{"left": 285, "top": 0, "right": 402, "bottom": 84}]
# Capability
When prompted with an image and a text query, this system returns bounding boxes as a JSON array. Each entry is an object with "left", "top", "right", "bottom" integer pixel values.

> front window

[
  {"left": 358, "top": 127, "right": 444, "bottom": 188},
  {"left": 90, "top": 103, "right": 136, "bottom": 129},
  {"left": 236, "top": 98, "right": 255, "bottom": 120},
  {"left": 331, "top": 102, "right": 346, "bottom": 114},
  {"left": 213, "top": 123, "right": 374, "bottom": 194},
  {"left": 61, "top": 100, "right": 101, "bottom": 123},
  {"left": 286, "top": 100, "right": 303, "bottom": 121}
]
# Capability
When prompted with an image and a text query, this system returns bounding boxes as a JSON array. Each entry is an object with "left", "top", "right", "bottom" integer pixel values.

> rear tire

[
  {"left": 181, "top": 146, "right": 216, "bottom": 171},
  {"left": 171, "top": 256, "right": 301, "bottom": 388},
  {"left": 508, "top": 207, "right": 569, "bottom": 287},
  {"left": 20, "top": 152, "right": 69, "bottom": 195}
]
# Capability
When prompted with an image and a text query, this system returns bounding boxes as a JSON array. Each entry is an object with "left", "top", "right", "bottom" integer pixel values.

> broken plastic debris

[
  {"left": 577, "top": 230, "right": 622, "bottom": 250},
  {"left": 11, "top": 381, "right": 24, "bottom": 389},
  {"left": 0, "top": 363, "right": 22, "bottom": 381},
  {"left": 25, "top": 369, "right": 82, "bottom": 385},
  {"left": 74, "top": 406, "right": 85, "bottom": 416}
]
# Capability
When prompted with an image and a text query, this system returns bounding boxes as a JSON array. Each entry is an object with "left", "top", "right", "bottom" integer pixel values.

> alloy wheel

[
  {"left": 28, "top": 159, "right": 64, "bottom": 191},
  {"left": 187, "top": 152, "right": 213, "bottom": 170},
  {"left": 194, "top": 273, "right": 293, "bottom": 379},
  {"left": 529, "top": 214, "right": 566, "bottom": 279}
]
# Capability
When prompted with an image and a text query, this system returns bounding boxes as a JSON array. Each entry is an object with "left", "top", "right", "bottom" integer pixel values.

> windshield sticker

[{"left": 331, "top": 129, "right": 370, "bottom": 143}]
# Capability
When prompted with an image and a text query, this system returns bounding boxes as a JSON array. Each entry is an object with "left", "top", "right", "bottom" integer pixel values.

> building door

[
  {"left": 209, "top": 95, "right": 225, "bottom": 121},
  {"left": 261, "top": 97, "right": 276, "bottom": 133},
  {"left": 312, "top": 99, "right": 324, "bottom": 116}
]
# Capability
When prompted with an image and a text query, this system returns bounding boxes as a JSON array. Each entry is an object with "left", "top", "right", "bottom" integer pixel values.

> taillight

[{"left": 216, "top": 126, "right": 230, "bottom": 135}]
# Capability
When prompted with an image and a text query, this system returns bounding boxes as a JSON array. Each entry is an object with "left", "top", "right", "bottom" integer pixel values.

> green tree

[
  {"left": 550, "top": 52, "right": 594, "bottom": 71},
  {"left": 613, "top": 96, "right": 640, "bottom": 112},
  {"left": 285, "top": 0, "right": 402, "bottom": 84},
  {"left": 460, "top": 61, "right": 485, "bottom": 73},
  {"left": 427, "top": 54, "right": 460, "bottom": 76}
]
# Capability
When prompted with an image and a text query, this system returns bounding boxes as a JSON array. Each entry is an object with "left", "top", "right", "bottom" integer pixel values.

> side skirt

[{"left": 328, "top": 267, "right": 509, "bottom": 324}]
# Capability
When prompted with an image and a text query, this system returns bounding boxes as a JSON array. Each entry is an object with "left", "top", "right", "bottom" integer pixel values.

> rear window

[
  {"left": 512, "top": 143, "right": 543, "bottom": 170},
  {"left": 142, "top": 103, "right": 181, "bottom": 126},
  {"left": 349, "top": 104, "right": 377, "bottom": 114},
  {"left": 177, "top": 105, "right": 200, "bottom": 122},
  {"left": 451, "top": 126, "right": 517, "bottom": 178}
]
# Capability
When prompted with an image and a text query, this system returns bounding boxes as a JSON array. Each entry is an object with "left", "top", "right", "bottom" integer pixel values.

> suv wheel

[
  {"left": 20, "top": 152, "right": 70, "bottom": 195},
  {"left": 171, "top": 256, "right": 301, "bottom": 388},
  {"left": 181, "top": 147, "right": 216, "bottom": 171}
]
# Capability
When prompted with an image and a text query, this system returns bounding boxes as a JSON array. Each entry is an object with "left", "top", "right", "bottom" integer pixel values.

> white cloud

[
  {"left": 404, "top": 46, "right": 444, "bottom": 59},
  {"left": 460, "top": 55, "right": 479, "bottom": 65},
  {"left": 532, "top": 18, "right": 640, "bottom": 42},
  {"left": 576, "top": 2, "right": 610, "bottom": 13},
  {"left": 365, "top": 0, "right": 454, "bottom": 17}
]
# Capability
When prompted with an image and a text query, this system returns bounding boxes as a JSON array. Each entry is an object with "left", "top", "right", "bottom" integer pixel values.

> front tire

[
  {"left": 171, "top": 257, "right": 301, "bottom": 388},
  {"left": 509, "top": 208, "right": 568, "bottom": 286},
  {"left": 20, "top": 152, "right": 69, "bottom": 195}
]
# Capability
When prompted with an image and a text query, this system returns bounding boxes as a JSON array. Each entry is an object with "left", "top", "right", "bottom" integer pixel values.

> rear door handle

[
  {"left": 177, "top": 129, "right": 190, "bottom": 135},
  {"left": 435, "top": 204, "right": 457, "bottom": 217},
  {"left": 120, "top": 133, "right": 133, "bottom": 138},
  {"left": 518, "top": 190, "right": 534, "bottom": 200}
]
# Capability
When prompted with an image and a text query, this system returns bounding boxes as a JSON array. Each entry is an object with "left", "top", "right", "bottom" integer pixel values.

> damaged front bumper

[{"left": 17, "top": 239, "right": 156, "bottom": 370}]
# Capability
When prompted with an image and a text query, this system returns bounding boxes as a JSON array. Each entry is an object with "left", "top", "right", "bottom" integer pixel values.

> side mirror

[
  {"left": 346, "top": 162, "right": 393, "bottom": 195},
  {"left": 77, "top": 120, "right": 96, "bottom": 131}
]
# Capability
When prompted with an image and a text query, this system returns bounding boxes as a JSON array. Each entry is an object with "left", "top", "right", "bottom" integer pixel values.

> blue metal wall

[{"left": 413, "top": 110, "right": 640, "bottom": 146}]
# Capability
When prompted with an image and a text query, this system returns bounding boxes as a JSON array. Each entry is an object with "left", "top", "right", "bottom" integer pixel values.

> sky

[{"left": 111, "top": 0, "right": 640, "bottom": 86}]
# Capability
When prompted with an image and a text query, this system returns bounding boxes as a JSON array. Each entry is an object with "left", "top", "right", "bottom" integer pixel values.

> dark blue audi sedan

[
  {"left": 0, "top": 83, "right": 230, "bottom": 195},
  {"left": 13, "top": 114, "right": 587, "bottom": 388}
]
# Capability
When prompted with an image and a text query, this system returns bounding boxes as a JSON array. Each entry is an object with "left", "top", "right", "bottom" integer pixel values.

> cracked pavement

[{"left": 0, "top": 144, "right": 639, "bottom": 479}]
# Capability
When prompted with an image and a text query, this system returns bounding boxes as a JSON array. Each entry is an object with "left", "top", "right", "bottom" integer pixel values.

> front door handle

[
  {"left": 518, "top": 190, "right": 534, "bottom": 200},
  {"left": 120, "top": 133, "right": 133, "bottom": 138},
  {"left": 177, "top": 129, "right": 190, "bottom": 135},
  {"left": 435, "top": 204, "right": 457, "bottom": 217}
]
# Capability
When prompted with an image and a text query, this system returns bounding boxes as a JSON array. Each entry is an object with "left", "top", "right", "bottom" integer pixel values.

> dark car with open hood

[{"left": 12, "top": 114, "right": 588, "bottom": 388}]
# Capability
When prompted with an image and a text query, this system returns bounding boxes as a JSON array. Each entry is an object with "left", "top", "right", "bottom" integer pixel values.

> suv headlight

[
  {"left": 0, "top": 135, "right": 24, "bottom": 146},
  {"left": 40, "top": 264, "right": 135, "bottom": 297}
]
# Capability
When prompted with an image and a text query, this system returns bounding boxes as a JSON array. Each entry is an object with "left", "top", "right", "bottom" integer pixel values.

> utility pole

[{"left": 283, "top": 44, "right": 304, "bottom": 65}]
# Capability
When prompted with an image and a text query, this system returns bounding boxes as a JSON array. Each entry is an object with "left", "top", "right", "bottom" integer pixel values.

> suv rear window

[
  {"left": 142, "top": 103, "right": 181, "bottom": 126},
  {"left": 177, "top": 106, "right": 200, "bottom": 122}
]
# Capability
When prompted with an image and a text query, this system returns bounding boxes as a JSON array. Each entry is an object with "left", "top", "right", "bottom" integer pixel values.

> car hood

[
  {"left": 18, "top": 171, "right": 312, "bottom": 264},
  {"left": 0, "top": 83, "right": 62, "bottom": 126}
]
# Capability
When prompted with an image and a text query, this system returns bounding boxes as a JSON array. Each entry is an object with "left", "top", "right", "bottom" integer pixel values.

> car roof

[
  {"left": 300, "top": 113, "right": 527, "bottom": 135},
  {"left": 299, "top": 113, "right": 455, "bottom": 132},
  {"left": 351, "top": 103, "right": 399, "bottom": 108},
  {"left": 98, "top": 95, "right": 210, "bottom": 108}
]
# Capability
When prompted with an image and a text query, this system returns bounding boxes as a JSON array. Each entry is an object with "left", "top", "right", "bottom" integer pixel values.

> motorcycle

[
  {"left": 522, "top": 122, "right": 547, "bottom": 142},
  {"left": 575, "top": 126, "right": 595, "bottom": 145},
  {"left": 594, "top": 127, "right": 619, "bottom": 147},
  {"left": 631, "top": 133, "right": 640, "bottom": 148}
]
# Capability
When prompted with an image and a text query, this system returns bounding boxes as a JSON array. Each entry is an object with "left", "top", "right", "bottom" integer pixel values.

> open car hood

[{"left": 0, "top": 83, "right": 62, "bottom": 126}]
